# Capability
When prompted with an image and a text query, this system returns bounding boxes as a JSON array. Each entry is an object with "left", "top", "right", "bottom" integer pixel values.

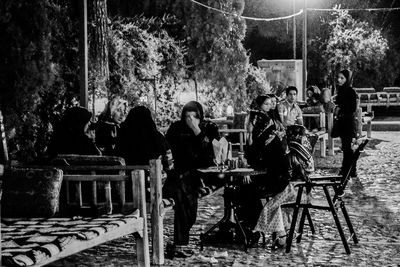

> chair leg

[
  {"left": 340, "top": 202, "right": 358, "bottom": 244},
  {"left": 286, "top": 186, "right": 303, "bottom": 253},
  {"left": 305, "top": 208, "right": 315, "bottom": 234},
  {"left": 323, "top": 186, "right": 351, "bottom": 254},
  {"left": 296, "top": 208, "right": 307, "bottom": 243}
]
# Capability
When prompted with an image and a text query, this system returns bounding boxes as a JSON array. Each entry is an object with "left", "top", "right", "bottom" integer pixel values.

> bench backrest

[{"left": 52, "top": 154, "right": 159, "bottom": 216}]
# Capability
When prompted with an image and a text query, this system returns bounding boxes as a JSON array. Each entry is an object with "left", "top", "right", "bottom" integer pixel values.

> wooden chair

[
  {"left": 284, "top": 139, "right": 369, "bottom": 254},
  {"left": 302, "top": 112, "right": 328, "bottom": 157}
]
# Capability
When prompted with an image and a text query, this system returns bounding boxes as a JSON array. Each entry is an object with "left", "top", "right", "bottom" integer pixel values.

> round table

[{"left": 197, "top": 167, "right": 267, "bottom": 251}]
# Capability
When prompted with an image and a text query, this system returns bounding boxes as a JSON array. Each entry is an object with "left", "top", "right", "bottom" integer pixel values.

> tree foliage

[
  {"left": 108, "top": 15, "right": 187, "bottom": 126},
  {"left": 185, "top": 0, "right": 249, "bottom": 111},
  {"left": 322, "top": 9, "right": 388, "bottom": 87},
  {"left": 0, "top": 0, "right": 79, "bottom": 162}
]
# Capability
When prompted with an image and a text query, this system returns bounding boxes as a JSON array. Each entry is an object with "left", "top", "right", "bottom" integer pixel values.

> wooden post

[
  {"left": 132, "top": 170, "right": 150, "bottom": 267},
  {"left": 0, "top": 111, "right": 9, "bottom": 163},
  {"left": 357, "top": 108, "right": 363, "bottom": 138},
  {"left": 319, "top": 112, "right": 326, "bottom": 158},
  {"left": 105, "top": 181, "right": 112, "bottom": 214},
  {"left": 239, "top": 132, "right": 244, "bottom": 153},
  {"left": 367, "top": 104, "right": 372, "bottom": 138},
  {"left": 79, "top": 0, "right": 88, "bottom": 108},
  {"left": 327, "top": 112, "right": 335, "bottom": 156},
  {"left": 76, "top": 182, "right": 83, "bottom": 207},
  {"left": 150, "top": 158, "right": 164, "bottom": 265}
]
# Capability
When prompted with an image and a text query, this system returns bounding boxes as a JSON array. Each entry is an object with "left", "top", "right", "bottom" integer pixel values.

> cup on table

[{"left": 228, "top": 157, "right": 238, "bottom": 169}]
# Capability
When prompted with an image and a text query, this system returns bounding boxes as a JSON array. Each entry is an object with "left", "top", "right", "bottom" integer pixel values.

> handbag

[
  {"left": 331, "top": 106, "right": 341, "bottom": 138},
  {"left": 330, "top": 116, "right": 340, "bottom": 138}
]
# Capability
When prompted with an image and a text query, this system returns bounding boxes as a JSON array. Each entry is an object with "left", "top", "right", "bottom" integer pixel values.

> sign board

[{"left": 257, "top": 59, "right": 304, "bottom": 101}]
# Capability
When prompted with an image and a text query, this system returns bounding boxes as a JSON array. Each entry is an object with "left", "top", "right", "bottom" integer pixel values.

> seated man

[{"left": 279, "top": 86, "right": 304, "bottom": 127}]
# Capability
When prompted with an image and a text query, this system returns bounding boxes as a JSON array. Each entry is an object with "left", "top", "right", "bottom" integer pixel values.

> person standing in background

[{"left": 335, "top": 69, "right": 358, "bottom": 177}]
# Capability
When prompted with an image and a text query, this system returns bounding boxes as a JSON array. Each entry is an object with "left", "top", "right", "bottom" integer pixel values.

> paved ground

[{"left": 54, "top": 132, "right": 400, "bottom": 266}]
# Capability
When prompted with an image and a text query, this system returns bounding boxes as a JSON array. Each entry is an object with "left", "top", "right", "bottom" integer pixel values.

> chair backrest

[
  {"left": 0, "top": 110, "right": 9, "bottom": 164},
  {"left": 339, "top": 139, "right": 369, "bottom": 192}
]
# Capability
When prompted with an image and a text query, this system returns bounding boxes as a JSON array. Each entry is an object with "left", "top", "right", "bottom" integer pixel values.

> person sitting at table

[
  {"left": 240, "top": 95, "right": 292, "bottom": 245},
  {"left": 163, "top": 101, "right": 219, "bottom": 258},
  {"left": 305, "top": 86, "right": 321, "bottom": 108},
  {"left": 278, "top": 86, "right": 303, "bottom": 127},
  {"left": 253, "top": 125, "right": 315, "bottom": 248},
  {"left": 96, "top": 96, "right": 129, "bottom": 155},
  {"left": 268, "top": 93, "right": 282, "bottom": 123},
  {"left": 47, "top": 106, "right": 101, "bottom": 158},
  {"left": 320, "top": 88, "right": 336, "bottom": 114}
]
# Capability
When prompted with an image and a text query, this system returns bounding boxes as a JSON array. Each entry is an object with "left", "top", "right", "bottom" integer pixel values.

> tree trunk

[{"left": 89, "top": 0, "right": 109, "bottom": 93}]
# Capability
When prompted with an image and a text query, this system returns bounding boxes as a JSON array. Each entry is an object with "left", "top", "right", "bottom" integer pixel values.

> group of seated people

[
  {"left": 302, "top": 86, "right": 336, "bottom": 130},
  {"left": 45, "top": 88, "right": 317, "bottom": 258}
]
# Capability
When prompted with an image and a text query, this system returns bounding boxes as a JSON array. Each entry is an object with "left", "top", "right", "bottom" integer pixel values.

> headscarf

[
  {"left": 47, "top": 106, "right": 99, "bottom": 158},
  {"left": 255, "top": 95, "right": 270, "bottom": 109},
  {"left": 116, "top": 106, "right": 166, "bottom": 164},
  {"left": 62, "top": 106, "right": 92, "bottom": 133},
  {"left": 181, "top": 101, "right": 204, "bottom": 122},
  {"left": 339, "top": 69, "right": 353, "bottom": 88},
  {"left": 98, "top": 96, "right": 128, "bottom": 123}
]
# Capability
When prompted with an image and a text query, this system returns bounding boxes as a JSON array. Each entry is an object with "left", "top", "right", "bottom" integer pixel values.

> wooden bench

[
  {"left": 0, "top": 165, "right": 150, "bottom": 267},
  {"left": 354, "top": 87, "right": 376, "bottom": 94},
  {"left": 358, "top": 91, "right": 400, "bottom": 107},
  {"left": 52, "top": 155, "right": 167, "bottom": 265}
]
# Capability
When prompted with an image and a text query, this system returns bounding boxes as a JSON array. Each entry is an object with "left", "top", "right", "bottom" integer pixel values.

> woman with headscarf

[
  {"left": 163, "top": 101, "right": 219, "bottom": 258},
  {"left": 320, "top": 88, "right": 335, "bottom": 114},
  {"left": 47, "top": 106, "right": 101, "bottom": 158},
  {"left": 335, "top": 69, "right": 358, "bottom": 177},
  {"left": 240, "top": 95, "right": 293, "bottom": 247},
  {"left": 115, "top": 106, "right": 173, "bottom": 168},
  {"left": 96, "top": 96, "right": 128, "bottom": 155}
]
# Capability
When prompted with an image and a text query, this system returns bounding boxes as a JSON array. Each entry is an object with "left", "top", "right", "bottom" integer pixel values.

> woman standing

[{"left": 335, "top": 69, "right": 358, "bottom": 177}]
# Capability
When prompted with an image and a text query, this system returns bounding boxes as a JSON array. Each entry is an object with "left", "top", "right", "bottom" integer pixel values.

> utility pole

[
  {"left": 293, "top": 0, "right": 296, "bottom": 59},
  {"left": 302, "top": 0, "right": 307, "bottom": 98}
]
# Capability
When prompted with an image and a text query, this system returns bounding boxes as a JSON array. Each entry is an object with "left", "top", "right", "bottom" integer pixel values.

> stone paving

[{"left": 53, "top": 132, "right": 400, "bottom": 266}]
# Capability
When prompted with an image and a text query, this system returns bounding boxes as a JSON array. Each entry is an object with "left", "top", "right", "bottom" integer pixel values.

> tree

[
  {"left": 322, "top": 9, "right": 388, "bottom": 89},
  {"left": 108, "top": 16, "right": 187, "bottom": 127},
  {"left": 0, "top": 0, "right": 80, "bottom": 162},
  {"left": 89, "top": 0, "right": 110, "bottom": 100}
]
